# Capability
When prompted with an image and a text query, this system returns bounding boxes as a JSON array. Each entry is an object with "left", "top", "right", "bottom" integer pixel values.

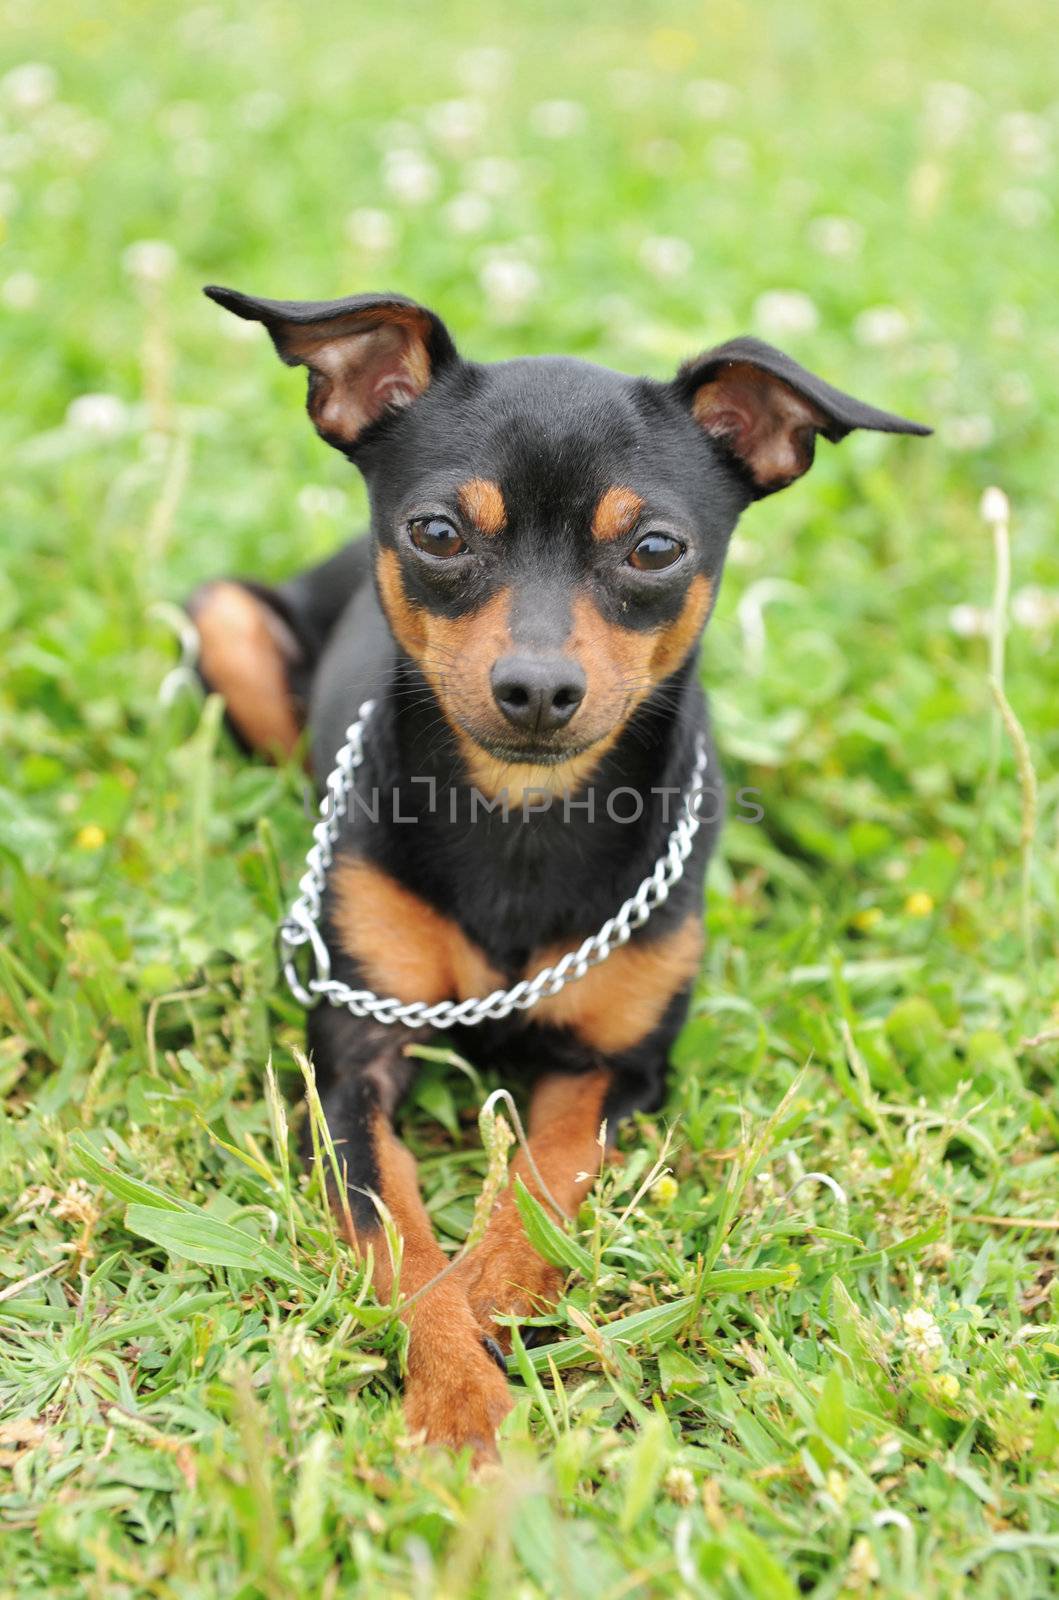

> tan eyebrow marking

[
  {"left": 591, "top": 485, "right": 644, "bottom": 542},
  {"left": 457, "top": 477, "right": 507, "bottom": 537}
]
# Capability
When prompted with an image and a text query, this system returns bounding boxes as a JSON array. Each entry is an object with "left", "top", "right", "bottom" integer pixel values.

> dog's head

[{"left": 206, "top": 286, "right": 929, "bottom": 776}]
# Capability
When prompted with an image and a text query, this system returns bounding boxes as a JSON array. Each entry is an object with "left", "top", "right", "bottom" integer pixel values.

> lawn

[{"left": 1, "top": 0, "right": 1058, "bottom": 1594}]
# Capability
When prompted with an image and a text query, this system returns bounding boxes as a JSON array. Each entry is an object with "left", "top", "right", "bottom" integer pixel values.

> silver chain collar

[{"left": 278, "top": 701, "right": 708, "bottom": 1029}]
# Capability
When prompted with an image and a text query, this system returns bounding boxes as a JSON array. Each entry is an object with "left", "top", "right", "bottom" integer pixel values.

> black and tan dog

[{"left": 190, "top": 285, "right": 928, "bottom": 1457}]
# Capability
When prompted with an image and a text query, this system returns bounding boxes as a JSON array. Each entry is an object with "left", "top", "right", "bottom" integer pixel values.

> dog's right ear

[{"left": 204, "top": 286, "right": 458, "bottom": 453}]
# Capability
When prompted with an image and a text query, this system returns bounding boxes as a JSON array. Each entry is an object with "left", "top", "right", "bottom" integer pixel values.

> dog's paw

[
  {"left": 404, "top": 1344, "right": 512, "bottom": 1463},
  {"left": 402, "top": 1284, "right": 513, "bottom": 1462},
  {"left": 460, "top": 1243, "right": 565, "bottom": 1353}
]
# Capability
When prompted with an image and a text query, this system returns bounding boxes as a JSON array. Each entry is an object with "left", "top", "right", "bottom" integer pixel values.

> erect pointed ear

[
  {"left": 673, "top": 336, "right": 931, "bottom": 498},
  {"left": 203, "top": 285, "right": 458, "bottom": 452}
]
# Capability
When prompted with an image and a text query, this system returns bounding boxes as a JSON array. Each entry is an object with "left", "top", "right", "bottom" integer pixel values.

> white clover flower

[
  {"left": 297, "top": 486, "right": 347, "bottom": 518},
  {"left": 997, "top": 112, "right": 1051, "bottom": 175},
  {"left": 903, "top": 1306, "right": 941, "bottom": 1339},
  {"left": 2, "top": 62, "right": 58, "bottom": 113},
  {"left": 940, "top": 414, "right": 995, "bottom": 451},
  {"left": 424, "top": 99, "right": 484, "bottom": 154},
  {"left": 639, "top": 235, "right": 692, "bottom": 281},
  {"left": 753, "top": 289, "right": 819, "bottom": 338},
  {"left": 727, "top": 534, "right": 762, "bottom": 567},
  {"left": 922, "top": 80, "right": 978, "bottom": 146},
  {"left": 998, "top": 187, "right": 1052, "bottom": 229},
  {"left": 464, "top": 156, "right": 520, "bottom": 196},
  {"left": 949, "top": 603, "right": 989, "bottom": 638},
  {"left": 684, "top": 78, "right": 739, "bottom": 119},
  {"left": 902, "top": 1305, "right": 945, "bottom": 1368},
  {"left": 479, "top": 253, "right": 540, "bottom": 320},
  {"left": 529, "top": 99, "right": 587, "bottom": 139},
  {"left": 65, "top": 393, "right": 130, "bottom": 437},
  {"left": 807, "top": 215, "right": 864, "bottom": 259},
  {"left": 123, "top": 239, "right": 178, "bottom": 285},
  {"left": 663, "top": 1466, "right": 696, "bottom": 1506},
  {"left": 345, "top": 207, "right": 396, "bottom": 256},
  {"left": 443, "top": 192, "right": 491, "bottom": 235},
  {"left": 42, "top": 105, "right": 106, "bottom": 162},
  {"left": 979, "top": 485, "right": 1010, "bottom": 526},
  {"left": 382, "top": 148, "right": 439, "bottom": 205},
  {"left": 1013, "top": 585, "right": 1059, "bottom": 631},
  {"left": 854, "top": 305, "right": 910, "bottom": 348},
  {"left": 1, "top": 270, "right": 38, "bottom": 310}
]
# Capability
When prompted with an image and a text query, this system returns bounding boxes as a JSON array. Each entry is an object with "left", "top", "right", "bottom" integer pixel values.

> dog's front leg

[
  {"left": 456, "top": 1065, "right": 617, "bottom": 1350},
  {"left": 308, "top": 1008, "right": 511, "bottom": 1459}
]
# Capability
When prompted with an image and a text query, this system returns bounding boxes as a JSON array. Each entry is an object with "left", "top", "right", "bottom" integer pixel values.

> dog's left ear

[
  {"left": 674, "top": 336, "right": 931, "bottom": 498},
  {"left": 204, "top": 285, "right": 458, "bottom": 452}
]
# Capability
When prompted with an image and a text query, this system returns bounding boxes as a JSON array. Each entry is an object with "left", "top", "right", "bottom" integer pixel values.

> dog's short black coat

[{"left": 190, "top": 285, "right": 928, "bottom": 1453}]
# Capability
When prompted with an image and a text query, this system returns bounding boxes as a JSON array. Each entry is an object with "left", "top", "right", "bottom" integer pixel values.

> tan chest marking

[
  {"left": 529, "top": 911, "right": 703, "bottom": 1053},
  {"left": 332, "top": 859, "right": 703, "bottom": 1053},
  {"left": 331, "top": 858, "right": 502, "bottom": 1005}
]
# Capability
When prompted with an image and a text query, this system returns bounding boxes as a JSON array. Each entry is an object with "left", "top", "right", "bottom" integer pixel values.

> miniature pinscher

[{"left": 189, "top": 285, "right": 929, "bottom": 1458}]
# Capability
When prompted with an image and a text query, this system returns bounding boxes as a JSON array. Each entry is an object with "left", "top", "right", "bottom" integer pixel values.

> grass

[{"left": 1, "top": 0, "right": 1058, "bottom": 1594}]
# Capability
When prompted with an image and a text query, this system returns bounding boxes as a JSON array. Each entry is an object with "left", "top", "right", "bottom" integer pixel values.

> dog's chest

[{"left": 329, "top": 854, "right": 700, "bottom": 1055}]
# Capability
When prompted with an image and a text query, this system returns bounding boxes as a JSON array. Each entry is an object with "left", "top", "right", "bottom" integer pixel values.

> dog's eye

[
  {"left": 627, "top": 532, "right": 685, "bottom": 571},
  {"left": 409, "top": 516, "right": 466, "bottom": 559}
]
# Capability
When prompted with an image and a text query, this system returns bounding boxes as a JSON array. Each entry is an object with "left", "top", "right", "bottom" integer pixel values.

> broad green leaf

[
  {"left": 844, "top": 1219, "right": 944, "bottom": 1270},
  {"left": 513, "top": 1178, "right": 595, "bottom": 1278},
  {"left": 700, "top": 1266, "right": 794, "bottom": 1293},
  {"left": 517, "top": 1297, "right": 694, "bottom": 1372},
  {"left": 70, "top": 1135, "right": 196, "bottom": 1213},
  {"left": 124, "top": 1204, "right": 317, "bottom": 1294},
  {"left": 658, "top": 1344, "right": 705, "bottom": 1394}
]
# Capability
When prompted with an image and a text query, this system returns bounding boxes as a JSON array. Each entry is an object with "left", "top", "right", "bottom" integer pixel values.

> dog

[{"left": 189, "top": 285, "right": 929, "bottom": 1458}]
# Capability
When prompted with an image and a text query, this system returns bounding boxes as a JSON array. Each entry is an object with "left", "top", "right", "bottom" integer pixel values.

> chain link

[{"left": 278, "top": 700, "right": 708, "bottom": 1028}]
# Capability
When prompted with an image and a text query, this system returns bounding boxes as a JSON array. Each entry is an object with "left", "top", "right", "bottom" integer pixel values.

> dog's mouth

[
  {"left": 457, "top": 717, "right": 610, "bottom": 769},
  {"left": 477, "top": 736, "right": 597, "bottom": 768},
  {"left": 456, "top": 702, "right": 632, "bottom": 772}
]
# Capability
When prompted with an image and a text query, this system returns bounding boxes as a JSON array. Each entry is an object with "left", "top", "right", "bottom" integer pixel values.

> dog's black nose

[{"left": 490, "top": 654, "right": 586, "bottom": 734}]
